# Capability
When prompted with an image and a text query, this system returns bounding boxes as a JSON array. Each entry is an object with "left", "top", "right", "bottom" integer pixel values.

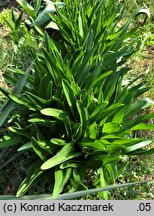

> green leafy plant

[
  {"left": 4, "top": 9, "right": 24, "bottom": 44},
  {"left": 0, "top": 0, "right": 154, "bottom": 199},
  {"left": 16, "top": 0, "right": 65, "bottom": 28}
]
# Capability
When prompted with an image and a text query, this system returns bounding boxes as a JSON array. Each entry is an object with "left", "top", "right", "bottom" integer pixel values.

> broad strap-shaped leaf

[
  {"left": 130, "top": 123, "right": 154, "bottom": 131},
  {"left": 91, "top": 71, "right": 112, "bottom": 89},
  {"left": 34, "top": 1, "right": 65, "bottom": 27},
  {"left": 89, "top": 122, "right": 100, "bottom": 139},
  {"left": 25, "top": 91, "right": 48, "bottom": 105},
  {"left": 41, "top": 108, "right": 69, "bottom": 121},
  {"left": 112, "top": 138, "right": 143, "bottom": 145},
  {"left": 28, "top": 118, "right": 56, "bottom": 127},
  {"left": 102, "top": 122, "right": 122, "bottom": 134},
  {"left": 72, "top": 168, "right": 88, "bottom": 191},
  {"left": 97, "top": 103, "right": 124, "bottom": 123},
  {"left": 112, "top": 107, "right": 125, "bottom": 123},
  {"left": 31, "top": 137, "right": 49, "bottom": 161},
  {"left": 41, "top": 142, "right": 82, "bottom": 170},
  {"left": 17, "top": 142, "right": 32, "bottom": 151},
  {"left": 9, "top": 93, "right": 38, "bottom": 110},
  {"left": 121, "top": 112, "right": 154, "bottom": 131},
  {"left": 50, "top": 138, "right": 67, "bottom": 146},
  {"left": 124, "top": 140, "right": 152, "bottom": 154},
  {"left": 72, "top": 123, "right": 83, "bottom": 140},
  {"left": 80, "top": 139, "right": 107, "bottom": 151},
  {"left": 98, "top": 167, "right": 109, "bottom": 200},
  {"left": 80, "top": 139, "right": 123, "bottom": 154},
  {"left": 89, "top": 101, "right": 108, "bottom": 121},
  {"left": 124, "top": 98, "right": 154, "bottom": 119},
  {"left": 53, "top": 167, "right": 72, "bottom": 199},
  {"left": 45, "top": 81, "right": 53, "bottom": 100},
  {"left": 0, "top": 86, "right": 11, "bottom": 97},
  {"left": 90, "top": 152, "right": 120, "bottom": 164},
  {"left": 103, "top": 72, "right": 121, "bottom": 102},
  {"left": 127, "top": 148, "right": 154, "bottom": 155},
  {"left": 60, "top": 161, "right": 81, "bottom": 169}
]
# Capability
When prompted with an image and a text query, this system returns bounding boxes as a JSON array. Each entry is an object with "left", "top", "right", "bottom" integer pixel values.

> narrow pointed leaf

[
  {"left": 62, "top": 79, "right": 76, "bottom": 117},
  {"left": 0, "top": 61, "right": 34, "bottom": 127},
  {"left": 16, "top": 0, "right": 36, "bottom": 19},
  {"left": 124, "top": 140, "right": 152, "bottom": 153},
  {"left": 16, "top": 160, "right": 44, "bottom": 197}
]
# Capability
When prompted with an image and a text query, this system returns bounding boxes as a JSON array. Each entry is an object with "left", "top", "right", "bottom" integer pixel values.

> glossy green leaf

[
  {"left": 98, "top": 167, "right": 108, "bottom": 200},
  {"left": 76, "top": 100, "right": 87, "bottom": 137},
  {"left": 32, "top": 137, "right": 48, "bottom": 161},
  {"left": 16, "top": 160, "right": 44, "bottom": 197},
  {"left": 34, "top": 1, "right": 65, "bottom": 27},
  {"left": 121, "top": 112, "right": 154, "bottom": 131},
  {"left": 90, "top": 101, "right": 108, "bottom": 120},
  {"left": 0, "top": 61, "right": 34, "bottom": 127},
  {"left": 97, "top": 103, "right": 124, "bottom": 123},
  {"left": 125, "top": 98, "right": 154, "bottom": 119},
  {"left": 64, "top": 116, "right": 72, "bottom": 140},
  {"left": 16, "top": 0, "right": 36, "bottom": 19},
  {"left": 80, "top": 140, "right": 106, "bottom": 151},
  {"left": 62, "top": 79, "right": 76, "bottom": 118},
  {"left": 9, "top": 93, "right": 37, "bottom": 110},
  {"left": 124, "top": 140, "right": 152, "bottom": 153},
  {"left": 91, "top": 71, "right": 112, "bottom": 89},
  {"left": 130, "top": 123, "right": 154, "bottom": 131},
  {"left": 41, "top": 108, "right": 68, "bottom": 121},
  {"left": 50, "top": 138, "right": 67, "bottom": 146},
  {"left": 26, "top": 91, "right": 48, "bottom": 105},
  {"left": 103, "top": 122, "right": 122, "bottom": 134},
  {"left": 17, "top": 142, "right": 32, "bottom": 151},
  {"left": 28, "top": 118, "right": 55, "bottom": 127},
  {"left": 41, "top": 142, "right": 82, "bottom": 170},
  {"left": 53, "top": 168, "right": 72, "bottom": 199},
  {"left": 72, "top": 168, "right": 88, "bottom": 190},
  {"left": 0, "top": 87, "right": 10, "bottom": 97}
]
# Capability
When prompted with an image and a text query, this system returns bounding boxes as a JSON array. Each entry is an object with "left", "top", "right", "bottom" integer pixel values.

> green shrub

[{"left": 0, "top": 0, "right": 154, "bottom": 199}]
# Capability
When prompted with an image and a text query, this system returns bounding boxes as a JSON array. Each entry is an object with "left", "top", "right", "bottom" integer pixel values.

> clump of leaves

[{"left": 0, "top": 0, "right": 154, "bottom": 199}]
